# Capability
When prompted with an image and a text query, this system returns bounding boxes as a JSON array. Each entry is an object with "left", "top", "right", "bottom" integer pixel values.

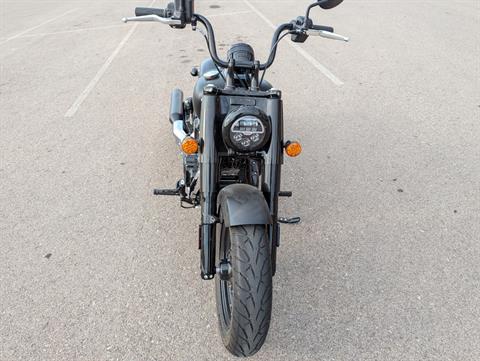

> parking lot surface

[{"left": 1, "top": 0, "right": 479, "bottom": 360}]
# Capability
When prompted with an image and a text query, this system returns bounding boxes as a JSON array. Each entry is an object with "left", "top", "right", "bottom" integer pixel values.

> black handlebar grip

[
  {"left": 311, "top": 25, "right": 334, "bottom": 33},
  {"left": 135, "top": 7, "right": 167, "bottom": 18}
]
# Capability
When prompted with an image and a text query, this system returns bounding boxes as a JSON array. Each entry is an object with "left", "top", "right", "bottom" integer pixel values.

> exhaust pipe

[{"left": 170, "top": 88, "right": 188, "bottom": 143}]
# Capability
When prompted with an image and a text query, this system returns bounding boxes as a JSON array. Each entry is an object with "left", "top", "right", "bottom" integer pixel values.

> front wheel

[{"left": 215, "top": 223, "right": 272, "bottom": 357}]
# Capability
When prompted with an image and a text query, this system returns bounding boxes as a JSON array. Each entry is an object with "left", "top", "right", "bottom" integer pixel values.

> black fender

[{"left": 218, "top": 184, "right": 272, "bottom": 227}]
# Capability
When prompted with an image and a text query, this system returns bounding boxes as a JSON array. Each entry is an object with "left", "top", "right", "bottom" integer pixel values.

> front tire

[{"left": 215, "top": 224, "right": 272, "bottom": 357}]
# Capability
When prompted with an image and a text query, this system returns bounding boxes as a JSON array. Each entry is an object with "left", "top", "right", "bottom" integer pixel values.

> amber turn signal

[
  {"left": 181, "top": 137, "right": 198, "bottom": 155},
  {"left": 284, "top": 141, "right": 302, "bottom": 157}
]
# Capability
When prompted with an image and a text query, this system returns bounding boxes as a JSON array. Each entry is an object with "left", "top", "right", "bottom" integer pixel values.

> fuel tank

[{"left": 192, "top": 58, "right": 273, "bottom": 117}]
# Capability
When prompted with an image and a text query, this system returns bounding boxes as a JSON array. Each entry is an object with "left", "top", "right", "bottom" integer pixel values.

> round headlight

[{"left": 222, "top": 107, "right": 271, "bottom": 152}]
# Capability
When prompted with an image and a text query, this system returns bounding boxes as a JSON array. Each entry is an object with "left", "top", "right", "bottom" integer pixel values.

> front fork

[{"left": 198, "top": 86, "right": 283, "bottom": 280}]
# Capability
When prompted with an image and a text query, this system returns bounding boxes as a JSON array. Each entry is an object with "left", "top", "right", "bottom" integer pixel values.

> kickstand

[{"left": 278, "top": 216, "right": 301, "bottom": 224}]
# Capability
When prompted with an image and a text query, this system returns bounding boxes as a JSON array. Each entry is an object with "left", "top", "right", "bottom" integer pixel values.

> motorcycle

[{"left": 123, "top": 0, "right": 347, "bottom": 356}]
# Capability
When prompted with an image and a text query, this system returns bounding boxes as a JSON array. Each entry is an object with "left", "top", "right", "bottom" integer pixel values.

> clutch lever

[
  {"left": 307, "top": 29, "right": 349, "bottom": 42},
  {"left": 121, "top": 14, "right": 182, "bottom": 26}
]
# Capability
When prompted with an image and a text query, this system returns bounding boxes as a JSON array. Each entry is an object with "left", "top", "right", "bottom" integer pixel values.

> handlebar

[
  {"left": 262, "top": 23, "right": 294, "bottom": 70},
  {"left": 194, "top": 15, "right": 293, "bottom": 71},
  {"left": 194, "top": 14, "right": 228, "bottom": 68},
  {"left": 123, "top": 7, "right": 347, "bottom": 70},
  {"left": 123, "top": 6, "right": 296, "bottom": 70}
]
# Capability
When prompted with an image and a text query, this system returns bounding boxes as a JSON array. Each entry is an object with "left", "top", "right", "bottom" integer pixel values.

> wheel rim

[{"left": 219, "top": 224, "right": 233, "bottom": 328}]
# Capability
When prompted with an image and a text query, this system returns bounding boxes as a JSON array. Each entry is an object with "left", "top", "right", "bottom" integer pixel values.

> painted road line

[
  {"left": 65, "top": 1, "right": 156, "bottom": 118},
  {"left": 19, "top": 24, "right": 126, "bottom": 38},
  {"left": 206, "top": 10, "right": 252, "bottom": 18},
  {"left": 64, "top": 24, "right": 138, "bottom": 118},
  {"left": 242, "top": 0, "right": 344, "bottom": 86},
  {"left": 0, "top": 9, "right": 78, "bottom": 46}
]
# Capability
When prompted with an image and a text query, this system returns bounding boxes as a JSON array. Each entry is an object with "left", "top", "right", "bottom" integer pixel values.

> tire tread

[{"left": 220, "top": 225, "right": 272, "bottom": 357}]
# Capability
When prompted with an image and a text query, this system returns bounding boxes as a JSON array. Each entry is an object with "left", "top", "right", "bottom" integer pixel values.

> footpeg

[
  {"left": 279, "top": 191, "right": 293, "bottom": 197},
  {"left": 153, "top": 188, "right": 179, "bottom": 196},
  {"left": 278, "top": 216, "right": 301, "bottom": 224}
]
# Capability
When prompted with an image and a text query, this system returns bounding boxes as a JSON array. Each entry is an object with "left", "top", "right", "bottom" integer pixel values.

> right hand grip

[
  {"left": 311, "top": 25, "right": 334, "bottom": 33},
  {"left": 135, "top": 7, "right": 167, "bottom": 18}
]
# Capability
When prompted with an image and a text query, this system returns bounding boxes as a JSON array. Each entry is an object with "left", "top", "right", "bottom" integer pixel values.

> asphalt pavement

[{"left": 1, "top": 0, "right": 479, "bottom": 360}]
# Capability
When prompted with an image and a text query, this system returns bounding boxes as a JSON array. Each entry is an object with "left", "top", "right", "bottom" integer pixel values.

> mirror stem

[{"left": 305, "top": 0, "right": 328, "bottom": 24}]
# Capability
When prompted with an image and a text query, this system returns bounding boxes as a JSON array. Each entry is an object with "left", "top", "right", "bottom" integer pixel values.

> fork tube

[
  {"left": 264, "top": 95, "right": 284, "bottom": 276},
  {"left": 199, "top": 87, "right": 218, "bottom": 279}
]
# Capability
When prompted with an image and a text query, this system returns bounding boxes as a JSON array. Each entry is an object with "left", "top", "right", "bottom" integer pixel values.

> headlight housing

[{"left": 222, "top": 106, "right": 271, "bottom": 153}]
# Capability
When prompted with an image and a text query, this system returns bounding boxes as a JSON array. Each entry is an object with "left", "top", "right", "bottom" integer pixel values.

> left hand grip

[{"left": 135, "top": 7, "right": 167, "bottom": 18}]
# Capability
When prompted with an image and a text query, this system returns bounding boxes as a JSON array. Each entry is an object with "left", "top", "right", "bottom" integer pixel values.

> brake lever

[
  {"left": 307, "top": 29, "right": 349, "bottom": 42},
  {"left": 121, "top": 14, "right": 182, "bottom": 26}
]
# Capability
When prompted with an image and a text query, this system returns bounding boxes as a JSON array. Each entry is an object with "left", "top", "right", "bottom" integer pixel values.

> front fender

[{"left": 218, "top": 184, "right": 272, "bottom": 227}]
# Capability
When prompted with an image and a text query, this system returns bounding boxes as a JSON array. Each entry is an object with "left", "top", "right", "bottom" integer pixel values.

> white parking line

[
  {"left": 18, "top": 24, "right": 126, "bottom": 38},
  {"left": 0, "top": 9, "right": 78, "bottom": 46},
  {"left": 242, "top": 0, "right": 344, "bottom": 86},
  {"left": 64, "top": 24, "right": 138, "bottom": 118},
  {"left": 15, "top": 11, "right": 249, "bottom": 40},
  {"left": 64, "top": 0, "right": 342, "bottom": 118},
  {"left": 206, "top": 10, "right": 252, "bottom": 18},
  {"left": 65, "top": 1, "right": 156, "bottom": 118}
]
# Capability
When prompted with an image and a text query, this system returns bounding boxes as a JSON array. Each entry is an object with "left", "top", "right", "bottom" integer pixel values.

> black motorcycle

[{"left": 123, "top": 0, "right": 347, "bottom": 356}]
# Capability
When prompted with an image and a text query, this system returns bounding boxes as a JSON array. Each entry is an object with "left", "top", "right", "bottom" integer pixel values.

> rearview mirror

[{"left": 319, "top": 0, "right": 344, "bottom": 10}]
